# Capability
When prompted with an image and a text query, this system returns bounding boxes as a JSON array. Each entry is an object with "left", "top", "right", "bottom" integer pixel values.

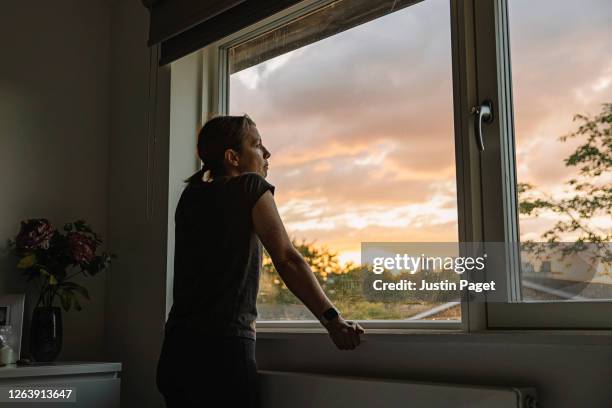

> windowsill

[{"left": 256, "top": 327, "right": 612, "bottom": 346}]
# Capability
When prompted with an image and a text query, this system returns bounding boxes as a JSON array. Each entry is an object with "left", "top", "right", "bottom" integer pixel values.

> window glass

[
  {"left": 229, "top": 0, "right": 460, "bottom": 320},
  {"left": 509, "top": 0, "right": 612, "bottom": 301}
]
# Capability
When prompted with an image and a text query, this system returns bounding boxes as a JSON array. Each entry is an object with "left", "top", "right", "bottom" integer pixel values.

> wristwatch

[{"left": 319, "top": 307, "right": 340, "bottom": 325}]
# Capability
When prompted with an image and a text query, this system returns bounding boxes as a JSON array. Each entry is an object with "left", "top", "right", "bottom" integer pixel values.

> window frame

[
  {"left": 202, "top": 0, "right": 471, "bottom": 332},
  {"left": 193, "top": 0, "right": 612, "bottom": 332},
  {"left": 473, "top": 0, "right": 612, "bottom": 329}
]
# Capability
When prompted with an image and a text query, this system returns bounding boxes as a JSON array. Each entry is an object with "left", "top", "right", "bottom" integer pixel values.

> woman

[{"left": 156, "top": 115, "right": 364, "bottom": 407}]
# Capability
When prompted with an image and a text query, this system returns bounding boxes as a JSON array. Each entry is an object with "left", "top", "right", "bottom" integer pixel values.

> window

[
  {"left": 510, "top": 0, "right": 611, "bottom": 302},
  {"left": 475, "top": 0, "right": 612, "bottom": 328},
  {"left": 223, "top": 0, "right": 462, "bottom": 326},
  {"left": 193, "top": 0, "right": 611, "bottom": 330}
]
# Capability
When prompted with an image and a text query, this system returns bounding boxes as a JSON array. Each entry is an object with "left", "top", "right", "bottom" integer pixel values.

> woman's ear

[{"left": 224, "top": 148, "right": 240, "bottom": 168}]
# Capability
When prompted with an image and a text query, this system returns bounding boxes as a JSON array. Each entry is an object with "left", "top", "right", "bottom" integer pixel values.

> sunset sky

[{"left": 229, "top": 0, "right": 612, "bottom": 265}]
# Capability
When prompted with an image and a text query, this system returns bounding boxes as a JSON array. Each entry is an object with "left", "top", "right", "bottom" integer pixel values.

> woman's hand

[{"left": 324, "top": 317, "right": 365, "bottom": 350}]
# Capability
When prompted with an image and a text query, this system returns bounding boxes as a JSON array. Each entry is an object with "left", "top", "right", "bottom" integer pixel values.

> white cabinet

[{"left": 0, "top": 362, "right": 121, "bottom": 407}]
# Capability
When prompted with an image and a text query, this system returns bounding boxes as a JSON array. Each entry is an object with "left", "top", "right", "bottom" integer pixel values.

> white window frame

[
  {"left": 189, "top": 0, "right": 612, "bottom": 333},
  {"left": 473, "top": 0, "right": 612, "bottom": 329}
]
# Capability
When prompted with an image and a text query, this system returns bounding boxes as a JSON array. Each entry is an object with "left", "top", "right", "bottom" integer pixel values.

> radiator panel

[{"left": 259, "top": 370, "right": 536, "bottom": 408}]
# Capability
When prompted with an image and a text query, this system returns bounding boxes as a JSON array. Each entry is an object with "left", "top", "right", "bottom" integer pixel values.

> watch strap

[{"left": 320, "top": 307, "right": 340, "bottom": 325}]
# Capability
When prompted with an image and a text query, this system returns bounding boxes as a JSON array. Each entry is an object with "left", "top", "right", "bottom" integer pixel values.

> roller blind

[
  {"left": 146, "top": 0, "right": 302, "bottom": 65},
  {"left": 147, "top": 0, "right": 245, "bottom": 45}
]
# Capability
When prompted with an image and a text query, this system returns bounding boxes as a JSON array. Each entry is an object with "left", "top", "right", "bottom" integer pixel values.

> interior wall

[
  {"left": 106, "top": 0, "right": 170, "bottom": 406},
  {"left": 0, "top": 0, "right": 111, "bottom": 361}
]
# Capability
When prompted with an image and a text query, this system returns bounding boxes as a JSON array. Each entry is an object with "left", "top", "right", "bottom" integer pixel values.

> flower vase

[{"left": 30, "top": 307, "right": 63, "bottom": 362}]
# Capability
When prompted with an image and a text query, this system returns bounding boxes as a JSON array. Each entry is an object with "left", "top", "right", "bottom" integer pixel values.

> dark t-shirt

[{"left": 165, "top": 172, "right": 275, "bottom": 339}]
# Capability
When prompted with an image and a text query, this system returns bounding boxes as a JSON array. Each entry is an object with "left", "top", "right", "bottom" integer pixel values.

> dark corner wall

[
  {"left": 0, "top": 1, "right": 168, "bottom": 406},
  {"left": 106, "top": 0, "right": 169, "bottom": 406},
  {"left": 0, "top": 0, "right": 111, "bottom": 361}
]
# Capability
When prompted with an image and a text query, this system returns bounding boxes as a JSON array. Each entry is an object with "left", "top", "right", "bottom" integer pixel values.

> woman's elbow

[{"left": 272, "top": 248, "right": 305, "bottom": 276}]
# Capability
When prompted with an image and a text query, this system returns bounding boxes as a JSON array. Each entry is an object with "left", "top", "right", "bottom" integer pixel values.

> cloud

[
  {"left": 228, "top": 0, "right": 612, "bottom": 251},
  {"left": 509, "top": 0, "right": 612, "bottom": 190}
]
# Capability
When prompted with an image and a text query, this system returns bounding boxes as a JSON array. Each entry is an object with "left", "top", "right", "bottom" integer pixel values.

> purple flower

[
  {"left": 68, "top": 232, "right": 95, "bottom": 264},
  {"left": 16, "top": 219, "right": 55, "bottom": 251}
]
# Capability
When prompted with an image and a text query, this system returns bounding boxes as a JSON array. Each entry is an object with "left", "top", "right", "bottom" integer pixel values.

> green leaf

[
  {"left": 61, "top": 282, "right": 90, "bottom": 300},
  {"left": 17, "top": 254, "right": 36, "bottom": 269},
  {"left": 60, "top": 291, "right": 72, "bottom": 312}
]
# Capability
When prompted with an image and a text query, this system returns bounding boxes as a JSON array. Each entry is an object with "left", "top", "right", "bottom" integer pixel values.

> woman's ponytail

[{"left": 184, "top": 166, "right": 207, "bottom": 184}]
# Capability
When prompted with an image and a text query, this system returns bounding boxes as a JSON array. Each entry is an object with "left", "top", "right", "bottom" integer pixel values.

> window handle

[{"left": 471, "top": 100, "right": 493, "bottom": 151}]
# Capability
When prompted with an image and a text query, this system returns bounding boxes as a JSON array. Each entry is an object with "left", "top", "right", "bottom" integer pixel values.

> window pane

[
  {"left": 229, "top": 0, "right": 460, "bottom": 320},
  {"left": 509, "top": 0, "right": 612, "bottom": 301}
]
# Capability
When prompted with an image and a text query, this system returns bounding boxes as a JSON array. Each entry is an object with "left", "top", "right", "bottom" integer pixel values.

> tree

[
  {"left": 260, "top": 239, "right": 365, "bottom": 305},
  {"left": 518, "top": 103, "right": 611, "bottom": 269}
]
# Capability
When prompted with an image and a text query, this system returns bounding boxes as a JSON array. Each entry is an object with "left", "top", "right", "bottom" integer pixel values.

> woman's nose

[{"left": 263, "top": 146, "right": 271, "bottom": 159}]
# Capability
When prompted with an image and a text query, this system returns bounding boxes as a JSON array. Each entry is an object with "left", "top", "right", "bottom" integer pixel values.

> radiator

[{"left": 259, "top": 370, "right": 537, "bottom": 408}]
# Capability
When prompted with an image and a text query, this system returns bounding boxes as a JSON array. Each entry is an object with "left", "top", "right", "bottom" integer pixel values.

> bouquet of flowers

[{"left": 8, "top": 219, "right": 115, "bottom": 311}]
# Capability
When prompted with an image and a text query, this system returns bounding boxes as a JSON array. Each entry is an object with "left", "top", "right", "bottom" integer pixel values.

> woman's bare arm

[
  {"left": 252, "top": 191, "right": 333, "bottom": 318},
  {"left": 252, "top": 191, "right": 364, "bottom": 349}
]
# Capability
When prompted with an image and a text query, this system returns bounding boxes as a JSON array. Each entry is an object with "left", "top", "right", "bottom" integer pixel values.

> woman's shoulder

[
  {"left": 182, "top": 173, "right": 273, "bottom": 196},
  {"left": 233, "top": 172, "right": 267, "bottom": 182},
  {"left": 231, "top": 173, "right": 275, "bottom": 203},
  {"left": 182, "top": 173, "right": 269, "bottom": 188},
  {"left": 225, "top": 172, "right": 271, "bottom": 188}
]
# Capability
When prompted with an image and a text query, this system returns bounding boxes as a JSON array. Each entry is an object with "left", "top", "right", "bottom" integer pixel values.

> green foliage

[
  {"left": 259, "top": 240, "right": 461, "bottom": 319},
  {"left": 57, "top": 282, "right": 90, "bottom": 312},
  {"left": 518, "top": 103, "right": 611, "bottom": 244},
  {"left": 334, "top": 300, "right": 406, "bottom": 320},
  {"left": 261, "top": 239, "right": 366, "bottom": 306},
  {"left": 518, "top": 103, "right": 611, "bottom": 267}
]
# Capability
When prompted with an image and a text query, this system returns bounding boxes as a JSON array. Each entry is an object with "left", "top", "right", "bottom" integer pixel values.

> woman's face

[{"left": 237, "top": 125, "right": 271, "bottom": 178}]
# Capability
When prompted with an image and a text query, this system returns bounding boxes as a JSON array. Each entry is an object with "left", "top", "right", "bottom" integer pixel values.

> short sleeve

[{"left": 240, "top": 172, "right": 275, "bottom": 211}]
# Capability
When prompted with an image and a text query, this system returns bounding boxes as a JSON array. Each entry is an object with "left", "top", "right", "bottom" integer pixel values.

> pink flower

[
  {"left": 68, "top": 232, "right": 95, "bottom": 264},
  {"left": 16, "top": 219, "right": 55, "bottom": 251}
]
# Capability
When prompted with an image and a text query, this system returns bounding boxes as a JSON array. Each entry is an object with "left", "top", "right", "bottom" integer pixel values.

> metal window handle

[{"left": 471, "top": 100, "right": 493, "bottom": 151}]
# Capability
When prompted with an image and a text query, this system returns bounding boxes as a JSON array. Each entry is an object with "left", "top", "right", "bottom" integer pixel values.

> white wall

[
  {"left": 106, "top": 0, "right": 169, "bottom": 406},
  {"left": 0, "top": 0, "right": 111, "bottom": 361}
]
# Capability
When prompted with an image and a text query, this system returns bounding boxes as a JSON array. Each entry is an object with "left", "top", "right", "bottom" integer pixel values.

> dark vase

[{"left": 30, "top": 307, "right": 63, "bottom": 362}]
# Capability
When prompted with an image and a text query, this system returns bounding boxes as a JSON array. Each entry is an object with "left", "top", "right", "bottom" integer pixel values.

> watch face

[{"left": 323, "top": 308, "right": 339, "bottom": 321}]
